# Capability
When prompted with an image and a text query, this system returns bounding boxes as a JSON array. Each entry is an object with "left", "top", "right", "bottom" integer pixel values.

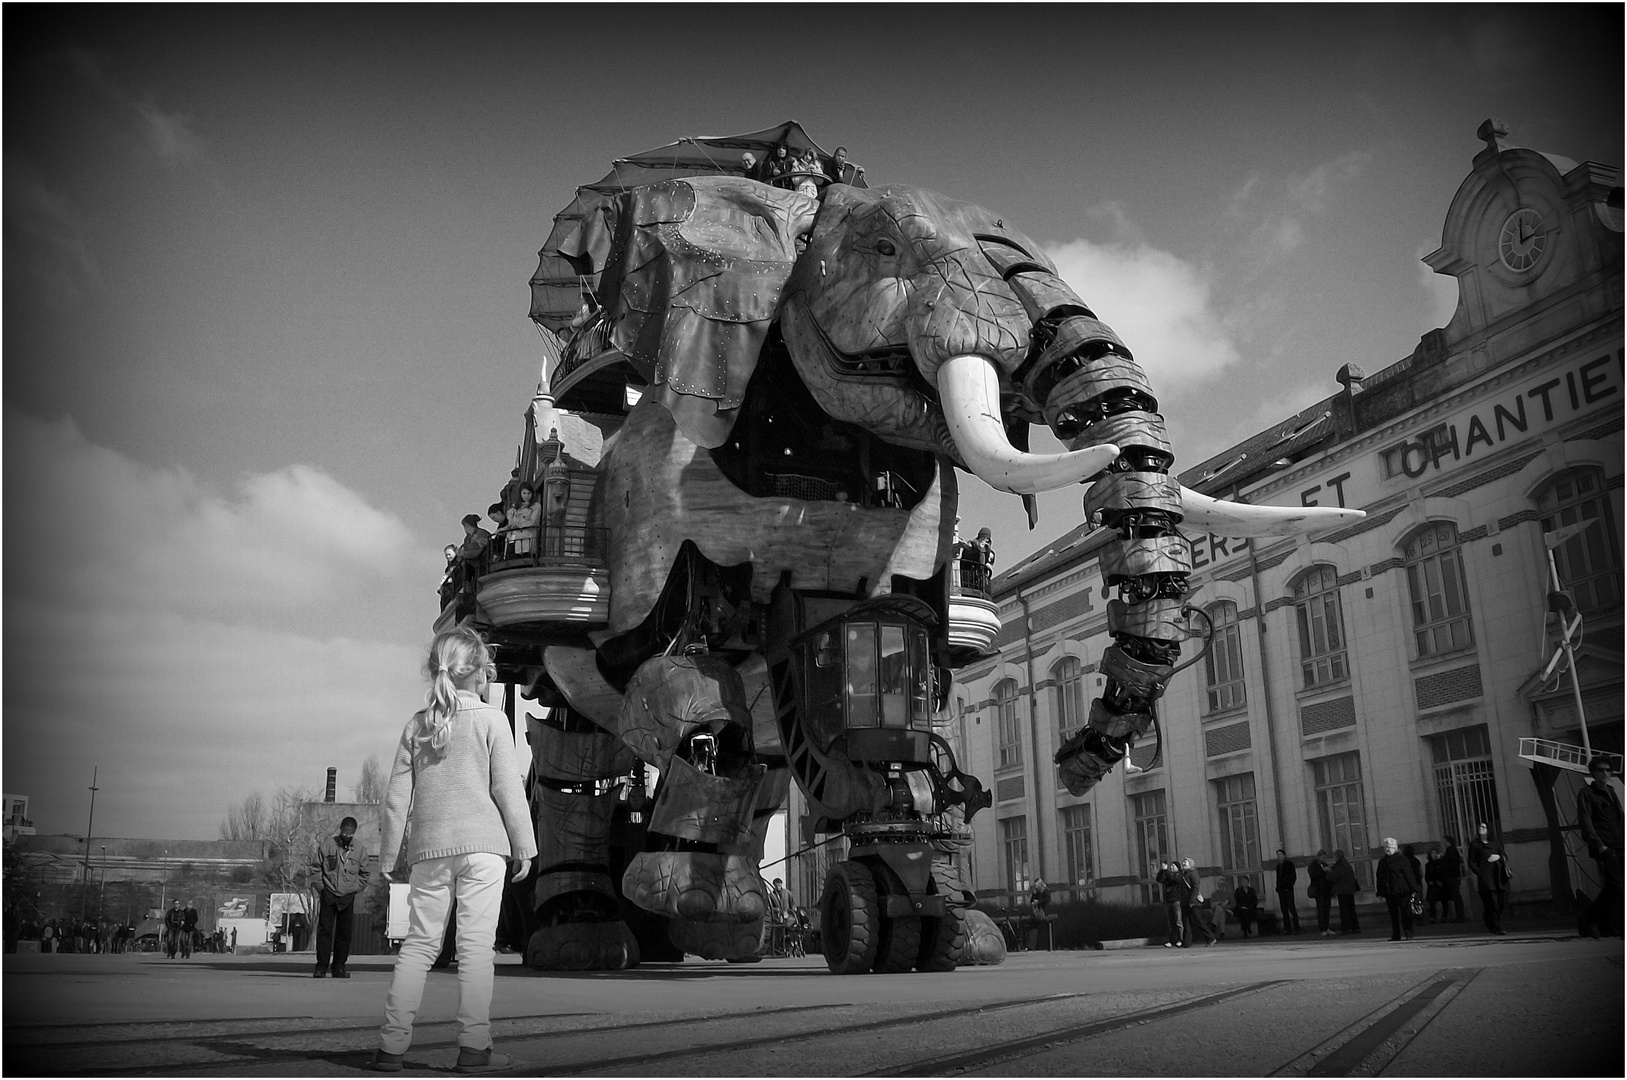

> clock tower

[{"left": 1423, "top": 118, "right": 1622, "bottom": 357}]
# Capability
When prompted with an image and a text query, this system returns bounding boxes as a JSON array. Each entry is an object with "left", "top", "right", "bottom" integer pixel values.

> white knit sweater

[{"left": 380, "top": 690, "right": 538, "bottom": 871}]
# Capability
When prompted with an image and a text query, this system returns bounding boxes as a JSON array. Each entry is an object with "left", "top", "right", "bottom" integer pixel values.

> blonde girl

[{"left": 372, "top": 628, "right": 536, "bottom": 1073}]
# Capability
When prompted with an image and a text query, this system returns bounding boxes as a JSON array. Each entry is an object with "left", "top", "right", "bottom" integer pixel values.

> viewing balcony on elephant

[
  {"left": 946, "top": 551, "right": 1000, "bottom": 667},
  {"left": 458, "top": 522, "right": 610, "bottom": 633}
]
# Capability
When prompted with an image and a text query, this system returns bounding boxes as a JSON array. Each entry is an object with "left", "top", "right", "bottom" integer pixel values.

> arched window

[
  {"left": 1537, "top": 468, "right": 1622, "bottom": 614},
  {"left": 1403, "top": 523, "right": 1473, "bottom": 658},
  {"left": 1053, "top": 656, "right": 1086, "bottom": 741},
  {"left": 1204, "top": 601, "right": 1246, "bottom": 713},
  {"left": 1293, "top": 565, "right": 1348, "bottom": 689},
  {"left": 993, "top": 679, "right": 1022, "bottom": 769}
]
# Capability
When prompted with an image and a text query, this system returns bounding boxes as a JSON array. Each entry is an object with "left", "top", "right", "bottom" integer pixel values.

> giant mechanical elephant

[{"left": 511, "top": 163, "right": 1359, "bottom": 973}]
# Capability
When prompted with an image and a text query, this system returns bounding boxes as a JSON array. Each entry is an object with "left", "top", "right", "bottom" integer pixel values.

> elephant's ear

[{"left": 600, "top": 176, "right": 819, "bottom": 448}]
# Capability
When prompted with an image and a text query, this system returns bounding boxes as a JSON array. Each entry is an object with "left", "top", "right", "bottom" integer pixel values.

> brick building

[{"left": 946, "top": 122, "right": 1622, "bottom": 910}]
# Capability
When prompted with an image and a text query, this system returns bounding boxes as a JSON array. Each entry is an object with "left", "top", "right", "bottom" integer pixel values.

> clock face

[{"left": 1498, "top": 208, "right": 1548, "bottom": 272}]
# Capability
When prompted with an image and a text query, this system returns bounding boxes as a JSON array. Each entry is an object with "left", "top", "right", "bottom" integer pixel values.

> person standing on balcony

[
  {"left": 1577, "top": 755, "right": 1624, "bottom": 939},
  {"left": 499, "top": 485, "right": 540, "bottom": 559}
]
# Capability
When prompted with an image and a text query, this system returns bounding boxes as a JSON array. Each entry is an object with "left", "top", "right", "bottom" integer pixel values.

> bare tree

[
  {"left": 352, "top": 755, "right": 386, "bottom": 805},
  {"left": 219, "top": 791, "right": 268, "bottom": 841}
]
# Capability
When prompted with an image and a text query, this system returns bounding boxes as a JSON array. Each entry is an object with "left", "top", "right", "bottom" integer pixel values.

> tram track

[{"left": 7, "top": 965, "right": 1491, "bottom": 1077}]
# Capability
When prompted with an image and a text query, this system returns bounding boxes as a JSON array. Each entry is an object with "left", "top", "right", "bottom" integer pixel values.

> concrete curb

[{"left": 1090, "top": 937, "right": 1153, "bottom": 950}]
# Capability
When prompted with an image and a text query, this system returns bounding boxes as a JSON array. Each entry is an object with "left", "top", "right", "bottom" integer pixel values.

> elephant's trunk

[{"left": 1020, "top": 312, "right": 1195, "bottom": 796}]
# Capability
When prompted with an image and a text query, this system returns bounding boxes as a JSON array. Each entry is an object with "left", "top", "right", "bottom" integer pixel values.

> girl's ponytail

[{"left": 419, "top": 627, "right": 488, "bottom": 758}]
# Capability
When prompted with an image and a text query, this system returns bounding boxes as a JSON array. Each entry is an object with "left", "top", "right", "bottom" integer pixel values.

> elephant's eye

[{"left": 875, "top": 239, "right": 897, "bottom": 257}]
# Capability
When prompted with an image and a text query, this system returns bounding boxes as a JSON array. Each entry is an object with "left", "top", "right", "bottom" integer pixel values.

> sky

[{"left": 4, "top": 6, "right": 1622, "bottom": 840}]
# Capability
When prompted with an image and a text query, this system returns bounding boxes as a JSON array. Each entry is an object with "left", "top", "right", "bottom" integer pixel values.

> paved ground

[{"left": 4, "top": 926, "right": 1620, "bottom": 1076}]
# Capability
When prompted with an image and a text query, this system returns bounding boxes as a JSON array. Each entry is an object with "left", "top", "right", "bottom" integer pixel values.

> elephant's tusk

[
  {"left": 1174, "top": 485, "right": 1365, "bottom": 537},
  {"left": 937, "top": 354, "right": 1121, "bottom": 495}
]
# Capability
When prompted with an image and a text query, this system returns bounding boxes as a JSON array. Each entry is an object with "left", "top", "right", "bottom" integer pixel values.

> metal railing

[
  {"left": 1517, "top": 737, "right": 1621, "bottom": 774},
  {"left": 950, "top": 552, "right": 992, "bottom": 598},
  {"left": 488, "top": 523, "right": 609, "bottom": 570}
]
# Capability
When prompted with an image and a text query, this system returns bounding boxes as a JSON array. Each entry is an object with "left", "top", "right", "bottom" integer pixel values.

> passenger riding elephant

[{"left": 525, "top": 171, "right": 1359, "bottom": 970}]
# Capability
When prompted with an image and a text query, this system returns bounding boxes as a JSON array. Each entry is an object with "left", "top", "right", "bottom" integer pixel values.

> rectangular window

[
  {"left": 1311, "top": 752, "right": 1371, "bottom": 890},
  {"left": 1205, "top": 609, "right": 1247, "bottom": 714},
  {"left": 997, "top": 688, "right": 1024, "bottom": 769},
  {"left": 845, "top": 623, "right": 878, "bottom": 727},
  {"left": 1131, "top": 790, "right": 1169, "bottom": 904},
  {"left": 1429, "top": 726, "right": 1501, "bottom": 842},
  {"left": 1297, "top": 591, "right": 1349, "bottom": 687},
  {"left": 1215, "top": 774, "right": 1262, "bottom": 892},
  {"left": 1406, "top": 525, "right": 1474, "bottom": 657},
  {"left": 1060, "top": 804, "right": 1095, "bottom": 890},
  {"left": 1000, "top": 816, "right": 1029, "bottom": 895},
  {"left": 1055, "top": 659, "right": 1087, "bottom": 741}
]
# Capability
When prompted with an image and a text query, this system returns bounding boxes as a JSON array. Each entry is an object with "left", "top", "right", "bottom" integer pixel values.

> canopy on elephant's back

[{"left": 530, "top": 121, "right": 864, "bottom": 331}]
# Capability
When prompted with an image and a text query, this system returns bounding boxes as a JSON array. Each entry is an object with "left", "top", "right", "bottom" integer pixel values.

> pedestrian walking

[
  {"left": 163, "top": 900, "right": 185, "bottom": 958},
  {"left": 1576, "top": 755, "right": 1624, "bottom": 939},
  {"left": 181, "top": 903, "right": 198, "bottom": 959},
  {"left": 1329, "top": 850, "right": 1360, "bottom": 934},
  {"left": 1234, "top": 878, "right": 1260, "bottom": 937},
  {"left": 1467, "top": 822, "right": 1511, "bottom": 935},
  {"left": 1375, "top": 838, "right": 1419, "bottom": 941},
  {"left": 1156, "top": 861, "right": 1185, "bottom": 947},
  {"left": 371, "top": 628, "right": 537, "bottom": 1073},
  {"left": 1180, "top": 858, "right": 1216, "bottom": 946},
  {"left": 311, "top": 816, "right": 371, "bottom": 978},
  {"left": 1440, "top": 835, "right": 1466, "bottom": 922},
  {"left": 1273, "top": 849, "right": 1301, "bottom": 934},
  {"left": 1307, "top": 851, "right": 1333, "bottom": 936}
]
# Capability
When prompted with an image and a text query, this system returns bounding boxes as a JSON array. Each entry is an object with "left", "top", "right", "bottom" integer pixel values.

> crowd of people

[
  {"left": 19, "top": 903, "right": 232, "bottom": 955},
  {"left": 740, "top": 142, "right": 865, "bottom": 199}
]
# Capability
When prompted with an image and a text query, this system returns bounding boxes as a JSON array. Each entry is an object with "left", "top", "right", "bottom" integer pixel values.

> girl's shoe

[
  {"left": 456, "top": 1047, "right": 516, "bottom": 1073},
  {"left": 369, "top": 1050, "right": 404, "bottom": 1073}
]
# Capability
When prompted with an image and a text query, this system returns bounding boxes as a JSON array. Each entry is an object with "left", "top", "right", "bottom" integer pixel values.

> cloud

[
  {"left": 43, "top": 45, "right": 204, "bottom": 165},
  {"left": 1231, "top": 151, "right": 1372, "bottom": 259},
  {"left": 3, "top": 156, "right": 97, "bottom": 312},
  {"left": 2, "top": 410, "right": 426, "bottom": 838},
  {"left": 1414, "top": 239, "right": 1460, "bottom": 330},
  {"left": 1045, "top": 238, "right": 1243, "bottom": 385},
  {"left": 5, "top": 411, "right": 416, "bottom": 617}
]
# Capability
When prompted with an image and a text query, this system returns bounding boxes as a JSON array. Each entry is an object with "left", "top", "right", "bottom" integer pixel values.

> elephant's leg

[
  {"left": 667, "top": 764, "right": 790, "bottom": 961},
  {"left": 525, "top": 709, "right": 641, "bottom": 970},
  {"left": 617, "top": 654, "right": 770, "bottom": 958}
]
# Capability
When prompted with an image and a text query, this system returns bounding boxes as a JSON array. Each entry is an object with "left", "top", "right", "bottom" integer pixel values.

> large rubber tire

[
  {"left": 916, "top": 906, "right": 965, "bottom": 972},
  {"left": 820, "top": 861, "right": 880, "bottom": 974},
  {"left": 873, "top": 911, "right": 922, "bottom": 974}
]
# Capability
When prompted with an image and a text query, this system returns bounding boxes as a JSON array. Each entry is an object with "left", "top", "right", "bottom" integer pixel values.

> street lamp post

[{"left": 79, "top": 767, "right": 100, "bottom": 923}]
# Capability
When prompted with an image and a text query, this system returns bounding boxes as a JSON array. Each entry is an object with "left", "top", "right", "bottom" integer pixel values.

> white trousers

[{"left": 380, "top": 852, "right": 506, "bottom": 1053}]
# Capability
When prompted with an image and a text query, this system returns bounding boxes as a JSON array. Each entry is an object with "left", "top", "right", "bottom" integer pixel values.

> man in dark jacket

[
  {"left": 1375, "top": 838, "right": 1419, "bottom": 941},
  {"left": 1307, "top": 851, "right": 1333, "bottom": 936},
  {"left": 1156, "top": 861, "right": 1185, "bottom": 947},
  {"left": 1440, "top": 835, "right": 1465, "bottom": 922},
  {"left": 309, "top": 816, "right": 370, "bottom": 978},
  {"left": 1273, "top": 849, "right": 1300, "bottom": 934},
  {"left": 1467, "top": 822, "right": 1510, "bottom": 935},
  {"left": 1576, "top": 755, "right": 1624, "bottom": 939},
  {"left": 181, "top": 902, "right": 199, "bottom": 958},
  {"left": 1180, "top": 858, "right": 1216, "bottom": 946},
  {"left": 1234, "top": 878, "right": 1261, "bottom": 937},
  {"left": 1329, "top": 850, "right": 1360, "bottom": 934},
  {"left": 163, "top": 900, "right": 185, "bottom": 959}
]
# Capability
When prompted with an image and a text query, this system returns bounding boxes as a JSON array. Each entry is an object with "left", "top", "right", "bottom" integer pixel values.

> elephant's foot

[
  {"left": 622, "top": 850, "right": 766, "bottom": 923},
  {"left": 961, "top": 909, "right": 1008, "bottom": 966},
  {"left": 526, "top": 921, "right": 639, "bottom": 971},
  {"left": 669, "top": 916, "right": 765, "bottom": 961}
]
